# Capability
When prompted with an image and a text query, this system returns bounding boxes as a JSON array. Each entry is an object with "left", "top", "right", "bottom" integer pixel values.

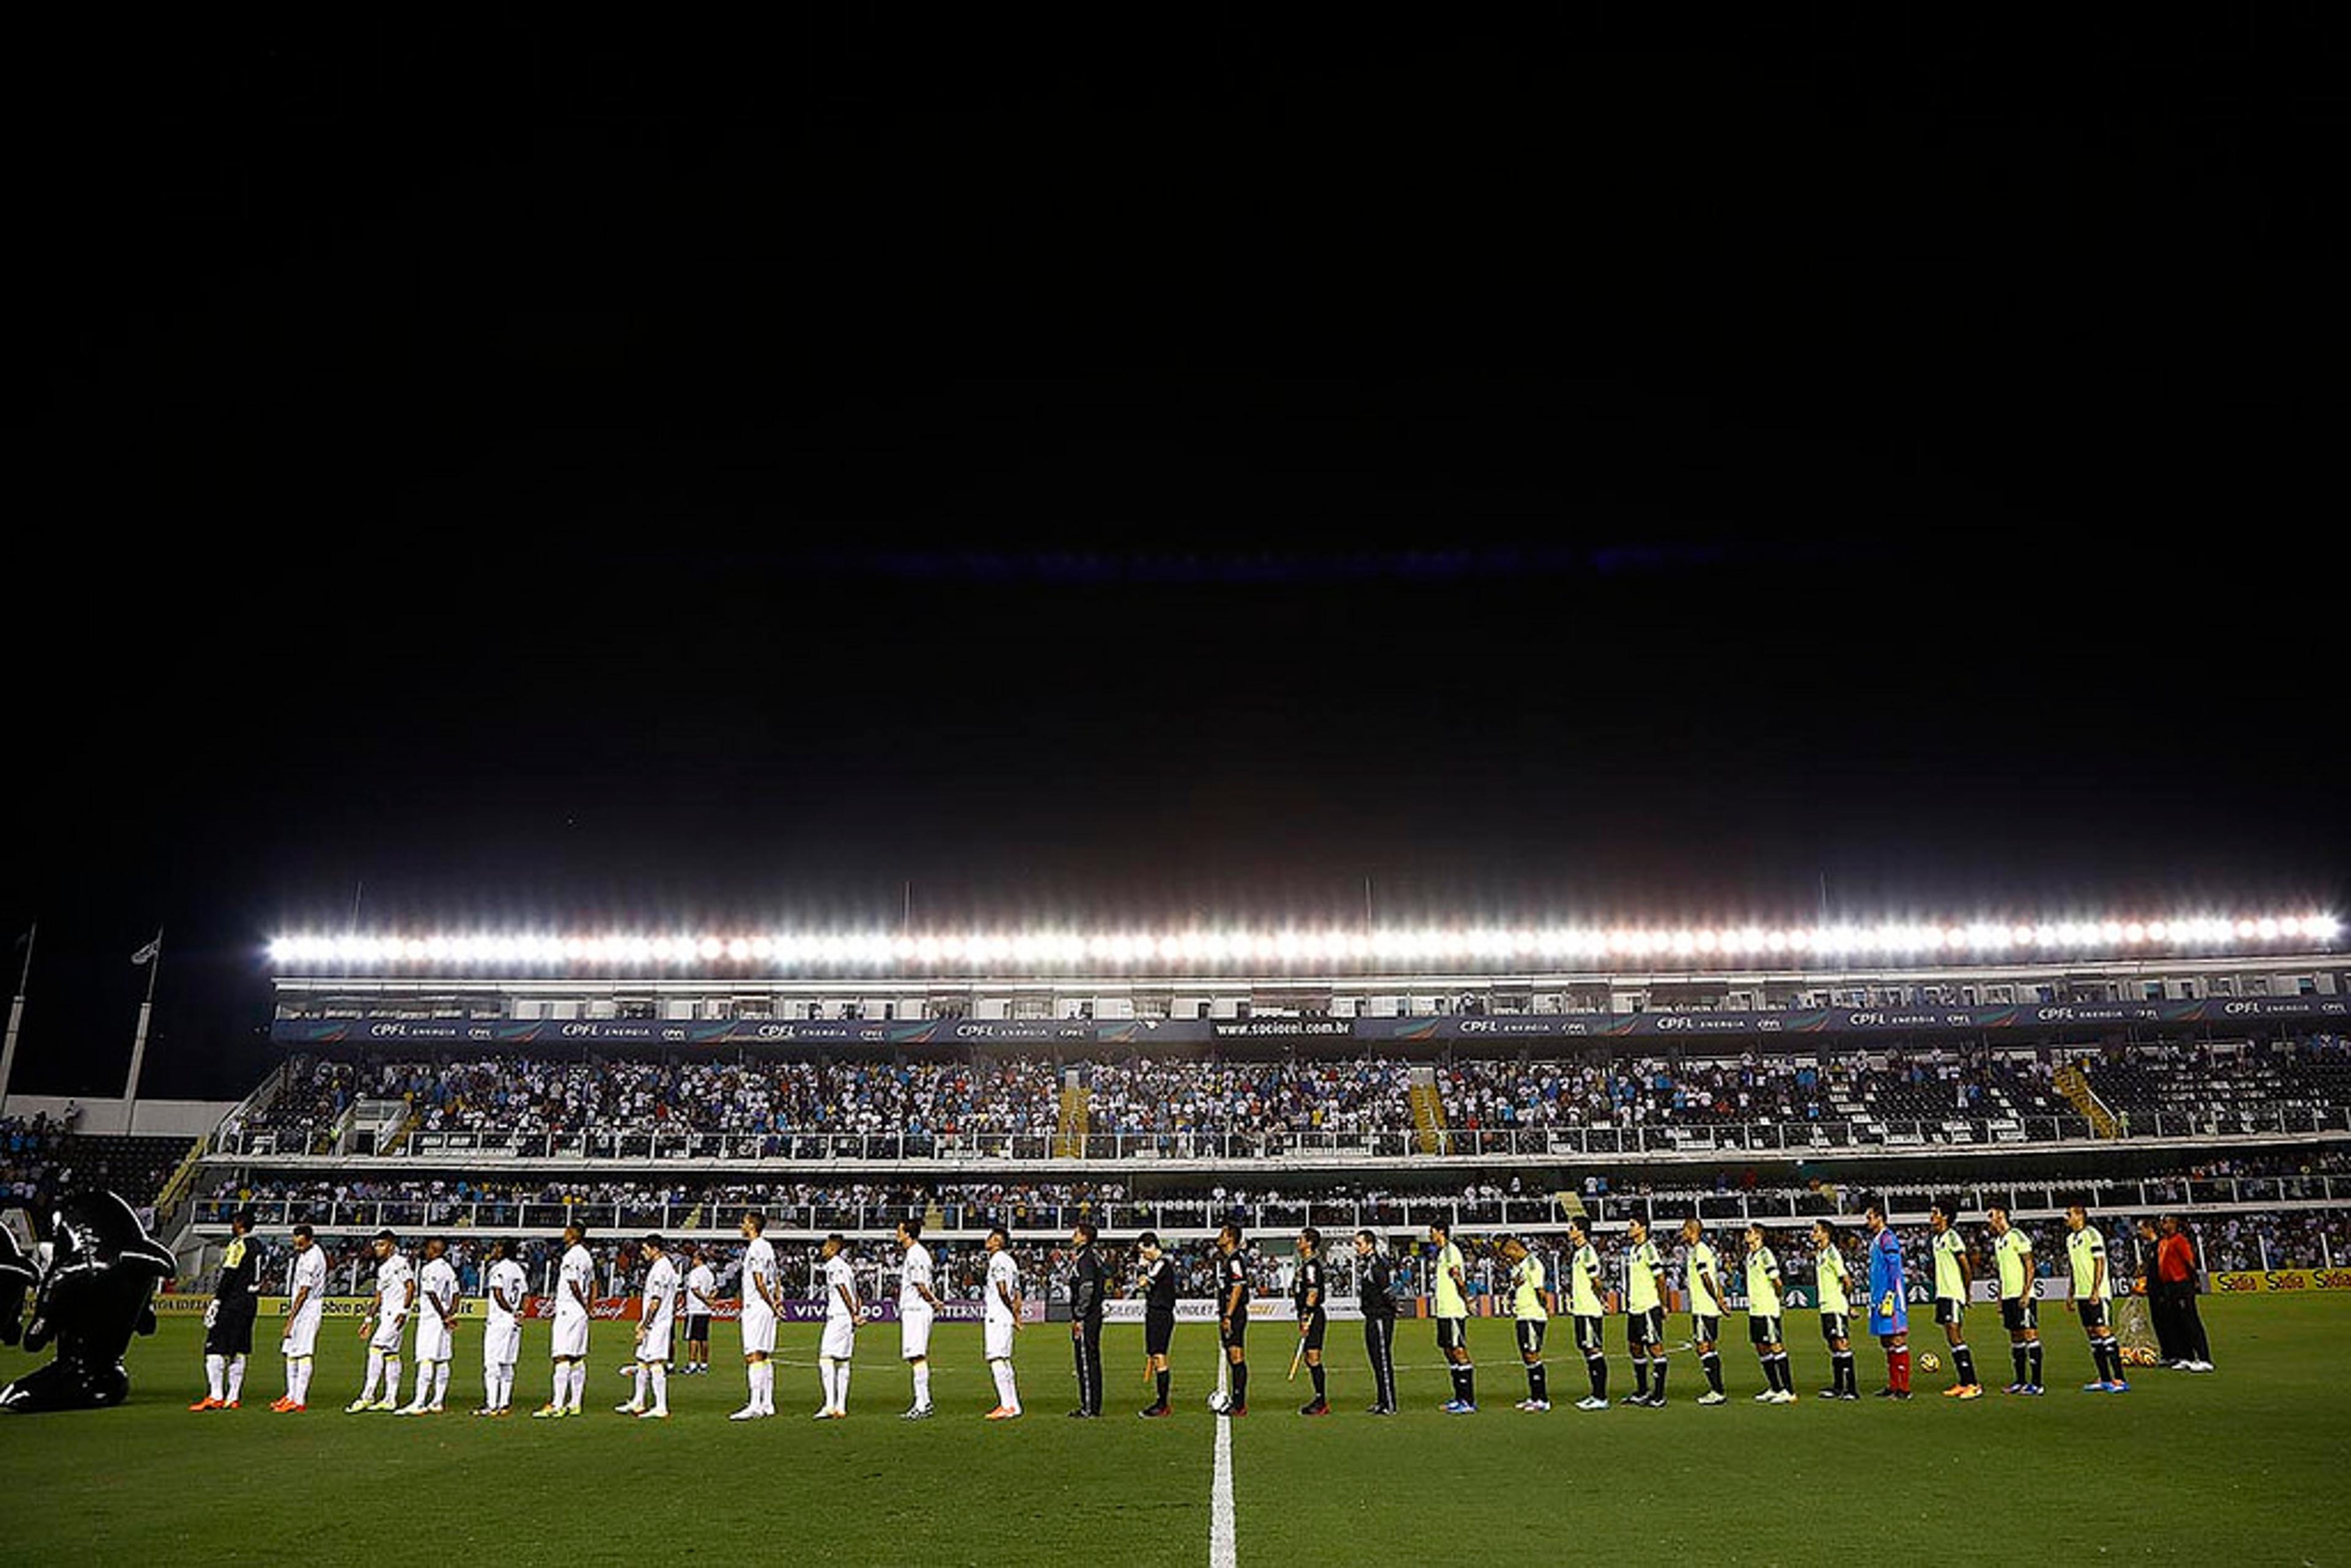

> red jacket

[{"left": 2157, "top": 1232, "right": 2196, "bottom": 1284}]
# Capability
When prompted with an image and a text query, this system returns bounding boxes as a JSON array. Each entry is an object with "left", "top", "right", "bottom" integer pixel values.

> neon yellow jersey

[
  {"left": 1511, "top": 1255, "right": 1548, "bottom": 1322},
  {"left": 1433, "top": 1242, "right": 1468, "bottom": 1319},
  {"left": 1569, "top": 1242, "right": 1606, "bottom": 1317},
  {"left": 1625, "top": 1239, "right": 1664, "bottom": 1313},
  {"left": 1684, "top": 1240, "right": 1723, "bottom": 1316},
  {"left": 1815, "top": 1245, "right": 1851, "bottom": 1316},
  {"left": 1993, "top": 1229, "right": 2033, "bottom": 1300},
  {"left": 1932, "top": 1229, "right": 1967, "bottom": 1302},
  {"left": 1745, "top": 1246, "right": 1782, "bottom": 1319},
  {"left": 2067, "top": 1228, "right": 2110, "bottom": 1301}
]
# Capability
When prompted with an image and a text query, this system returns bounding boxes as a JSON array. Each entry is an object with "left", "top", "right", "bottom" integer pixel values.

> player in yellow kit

[
  {"left": 1987, "top": 1206, "right": 2044, "bottom": 1395},
  {"left": 2064, "top": 1204, "right": 2128, "bottom": 1392},
  {"left": 1564, "top": 1215, "right": 1610, "bottom": 1411},
  {"left": 1929, "top": 1200, "right": 1983, "bottom": 1399},
  {"left": 1743, "top": 1225, "right": 1796, "bottom": 1405},
  {"left": 1621, "top": 1218, "right": 1670, "bottom": 1407},
  {"left": 1810, "top": 1220, "right": 1858, "bottom": 1400},
  {"left": 1681, "top": 1218, "right": 1728, "bottom": 1406},
  {"left": 1499, "top": 1236, "right": 1551, "bottom": 1411}
]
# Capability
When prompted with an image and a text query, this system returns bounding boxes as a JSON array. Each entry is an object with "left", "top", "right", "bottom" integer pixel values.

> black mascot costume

[{"left": 0, "top": 1190, "right": 176, "bottom": 1412}]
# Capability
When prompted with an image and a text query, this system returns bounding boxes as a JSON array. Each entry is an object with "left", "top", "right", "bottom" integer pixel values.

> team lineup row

[{"left": 183, "top": 1201, "right": 2152, "bottom": 1420}]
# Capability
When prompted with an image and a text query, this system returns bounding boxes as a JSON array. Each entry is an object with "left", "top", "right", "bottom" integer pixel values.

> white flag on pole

[{"left": 130, "top": 937, "right": 160, "bottom": 966}]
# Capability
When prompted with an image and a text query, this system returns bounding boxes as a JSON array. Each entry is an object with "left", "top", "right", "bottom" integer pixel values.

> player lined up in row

[{"left": 189, "top": 1199, "right": 2152, "bottom": 1420}]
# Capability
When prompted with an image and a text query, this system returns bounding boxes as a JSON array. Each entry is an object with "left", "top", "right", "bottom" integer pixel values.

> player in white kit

[
  {"left": 349, "top": 1231, "right": 414, "bottom": 1412},
  {"left": 398, "top": 1237, "right": 460, "bottom": 1414},
  {"left": 476, "top": 1237, "right": 528, "bottom": 1416},
  {"left": 898, "top": 1219, "right": 941, "bottom": 1419},
  {"left": 533, "top": 1223, "right": 596, "bottom": 1419},
  {"left": 982, "top": 1226, "right": 1023, "bottom": 1420},
  {"left": 620, "top": 1234, "right": 678, "bottom": 1419},
  {"left": 271, "top": 1225, "right": 328, "bottom": 1412},
  {"left": 814, "top": 1233, "right": 859, "bottom": 1419},
  {"left": 732, "top": 1210, "right": 783, "bottom": 1420}
]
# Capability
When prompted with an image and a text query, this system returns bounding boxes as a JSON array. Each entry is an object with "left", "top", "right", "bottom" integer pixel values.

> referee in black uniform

[
  {"left": 1294, "top": 1228, "right": 1330, "bottom": 1416},
  {"left": 1068, "top": 1221, "right": 1104, "bottom": 1417},
  {"left": 1354, "top": 1228, "right": 1398, "bottom": 1414},
  {"left": 1138, "top": 1231, "right": 1178, "bottom": 1417}
]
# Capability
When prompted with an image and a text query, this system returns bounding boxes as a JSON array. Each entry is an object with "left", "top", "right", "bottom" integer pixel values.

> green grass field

[{"left": 2, "top": 1299, "right": 2345, "bottom": 1565}]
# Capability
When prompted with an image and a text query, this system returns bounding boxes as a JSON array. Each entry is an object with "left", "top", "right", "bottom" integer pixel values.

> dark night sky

[{"left": 8, "top": 16, "right": 2346, "bottom": 1100}]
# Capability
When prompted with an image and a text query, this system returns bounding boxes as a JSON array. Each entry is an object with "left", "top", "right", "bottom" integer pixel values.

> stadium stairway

[
  {"left": 1409, "top": 1067, "right": 1448, "bottom": 1154},
  {"left": 1054, "top": 1078, "right": 1091, "bottom": 1158},
  {"left": 2056, "top": 1063, "right": 2121, "bottom": 1138}
]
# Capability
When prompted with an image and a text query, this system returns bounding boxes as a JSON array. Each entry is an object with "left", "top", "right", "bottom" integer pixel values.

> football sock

[
  {"left": 2027, "top": 1343, "right": 2043, "bottom": 1385},
  {"left": 2012, "top": 1345, "right": 2030, "bottom": 1384},
  {"left": 1232, "top": 1362, "right": 1248, "bottom": 1407},
  {"left": 1758, "top": 1354, "right": 1776, "bottom": 1390},
  {"left": 206, "top": 1354, "right": 225, "bottom": 1402},
  {"left": 226, "top": 1354, "right": 246, "bottom": 1403},
  {"left": 1952, "top": 1345, "right": 1976, "bottom": 1386},
  {"left": 1651, "top": 1356, "right": 1668, "bottom": 1398},
  {"left": 413, "top": 1361, "right": 433, "bottom": 1406},
  {"left": 1834, "top": 1350, "right": 1854, "bottom": 1394},
  {"left": 1528, "top": 1361, "right": 1547, "bottom": 1401},
  {"left": 1891, "top": 1348, "right": 1911, "bottom": 1392},
  {"left": 834, "top": 1360, "right": 850, "bottom": 1411},
  {"left": 631, "top": 1365, "right": 648, "bottom": 1408},
  {"left": 1633, "top": 1356, "right": 1651, "bottom": 1397},
  {"left": 1154, "top": 1369, "right": 1170, "bottom": 1408},
  {"left": 1701, "top": 1351, "right": 1723, "bottom": 1394},
  {"left": 290, "top": 1357, "right": 312, "bottom": 1405},
  {"left": 383, "top": 1358, "right": 402, "bottom": 1402},
  {"left": 361, "top": 1349, "right": 384, "bottom": 1402},
  {"left": 915, "top": 1362, "right": 932, "bottom": 1408},
  {"left": 648, "top": 1363, "right": 667, "bottom": 1415},
  {"left": 1460, "top": 1364, "right": 1472, "bottom": 1405},
  {"left": 1309, "top": 1363, "right": 1325, "bottom": 1401},
  {"left": 1587, "top": 1354, "right": 1607, "bottom": 1399},
  {"left": 433, "top": 1362, "right": 448, "bottom": 1405}
]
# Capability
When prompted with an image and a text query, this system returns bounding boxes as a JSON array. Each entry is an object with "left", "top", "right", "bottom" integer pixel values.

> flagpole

[
  {"left": 124, "top": 927, "right": 163, "bottom": 1131},
  {"left": 0, "top": 923, "right": 33, "bottom": 1119}
]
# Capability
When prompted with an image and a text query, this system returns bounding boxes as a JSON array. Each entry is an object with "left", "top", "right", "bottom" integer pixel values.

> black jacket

[
  {"left": 1359, "top": 1253, "right": 1396, "bottom": 1318},
  {"left": 1070, "top": 1244, "right": 1104, "bottom": 1321}
]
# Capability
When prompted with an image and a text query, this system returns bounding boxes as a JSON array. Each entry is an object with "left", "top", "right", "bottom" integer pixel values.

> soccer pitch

[{"left": 2, "top": 1299, "right": 2345, "bottom": 1565}]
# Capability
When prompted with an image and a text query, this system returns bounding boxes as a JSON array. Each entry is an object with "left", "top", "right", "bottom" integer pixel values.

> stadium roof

[{"left": 268, "top": 909, "right": 2341, "bottom": 975}]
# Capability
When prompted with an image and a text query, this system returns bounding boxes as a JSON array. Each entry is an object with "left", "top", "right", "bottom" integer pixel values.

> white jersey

[
  {"left": 419, "top": 1257, "right": 459, "bottom": 1322},
  {"left": 556, "top": 1244, "right": 595, "bottom": 1318},
  {"left": 900, "top": 1243, "right": 936, "bottom": 1313},
  {"left": 685, "top": 1262, "right": 718, "bottom": 1313},
  {"left": 821, "top": 1255, "right": 857, "bottom": 1322},
  {"left": 642, "top": 1255, "right": 680, "bottom": 1332},
  {"left": 485, "top": 1259, "right": 529, "bottom": 1329},
  {"left": 289, "top": 1247, "right": 329, "bottom": 1313},
  {"left": 741, "top": 1238, "right": 779, "bottom": 1313},
  {"left": 984, "top": 1250, "right": 1021, "bottom": 1325},
  {"left": 375, "top": 1253, "right": 415, "bottom": 1321}
]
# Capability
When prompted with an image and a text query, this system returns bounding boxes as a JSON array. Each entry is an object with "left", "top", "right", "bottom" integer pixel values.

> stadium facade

[{"left": 186, "top": 917, "right": 2350, "bottom": 1278}]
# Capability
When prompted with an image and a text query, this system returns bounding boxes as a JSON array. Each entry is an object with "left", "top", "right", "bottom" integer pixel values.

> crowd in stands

[
  {"left": 232, "top": 1037, "right": 2351, "bottom": 1155},
  {"left": 1, "top": 1116, "right": 187, "bottom": 1211}
]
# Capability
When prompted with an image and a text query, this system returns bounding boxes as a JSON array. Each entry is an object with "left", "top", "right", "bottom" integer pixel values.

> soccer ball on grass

[
  {"left": 1918, "top": 1351, "right": 1942, "bottom": 1373},
  {"left": 1206, "top": 1389, "right": 1231, "bottom": 1413}
]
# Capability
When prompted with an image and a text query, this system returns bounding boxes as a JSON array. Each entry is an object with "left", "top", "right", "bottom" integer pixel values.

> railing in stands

[
  {"left": 186, "top": 1172, "right": 2351, "bottom": 1239},
  {"left": 203, "top": 1106, "right": 2351, "bottom": 1162}
]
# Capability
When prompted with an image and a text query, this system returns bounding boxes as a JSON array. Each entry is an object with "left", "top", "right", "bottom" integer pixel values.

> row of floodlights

[{"left": 270, "top": 912, "right": 2341, "bottom": 969}]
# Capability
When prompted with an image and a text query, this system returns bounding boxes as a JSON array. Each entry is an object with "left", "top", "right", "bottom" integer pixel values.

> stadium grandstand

[{"left": 147, "top": 908, "right": 2351, "bottom": 1305}]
